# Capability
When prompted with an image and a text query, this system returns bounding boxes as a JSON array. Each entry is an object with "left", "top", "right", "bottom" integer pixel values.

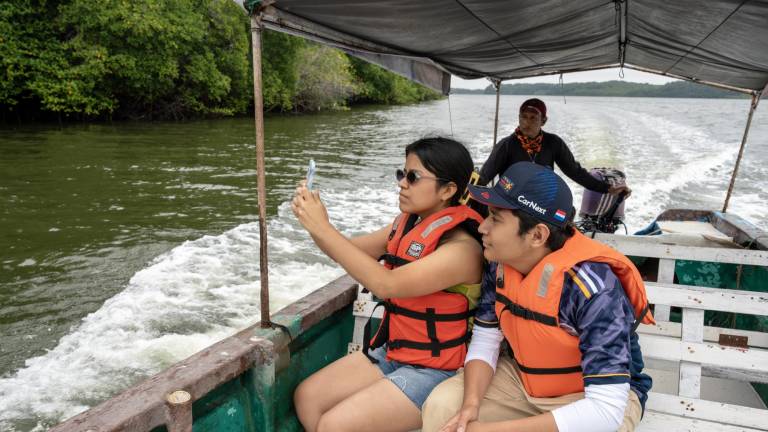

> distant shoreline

[{"left": 450, "top": 80, "right": 745, "bottom": 98}]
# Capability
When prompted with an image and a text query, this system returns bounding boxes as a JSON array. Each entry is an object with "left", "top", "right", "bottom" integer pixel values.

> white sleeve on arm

[
  {"left": 551, "top": 383, "right": 630, "bottom": 432},
  {"left": 464, "top": 326, "right": 504, "bottom": 370}
]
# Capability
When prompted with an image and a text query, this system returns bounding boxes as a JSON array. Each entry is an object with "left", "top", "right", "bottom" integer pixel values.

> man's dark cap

[
  {"left": 519, "top": 98, "right": 547, "bottom": 118},
  {"left": 468, "top": 161, "right": 573, "bottom": 227}
]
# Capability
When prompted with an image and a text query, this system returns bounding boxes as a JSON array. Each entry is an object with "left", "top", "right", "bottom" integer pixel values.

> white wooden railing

[
  {"left": 601, "top": 234, "right": 768, "bottom": 431},
  {"left": 348, "top": 234, "right": 768, "bottom": 431}
]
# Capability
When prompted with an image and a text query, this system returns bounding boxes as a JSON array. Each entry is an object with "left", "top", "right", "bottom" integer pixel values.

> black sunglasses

[{"left": 396, "top": 169, "right": 449, "bottom": 185}]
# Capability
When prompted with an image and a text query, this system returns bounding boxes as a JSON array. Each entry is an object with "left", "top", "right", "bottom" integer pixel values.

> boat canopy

[{"left": 248, "top": 0, "right": 768, "bottom": 95}]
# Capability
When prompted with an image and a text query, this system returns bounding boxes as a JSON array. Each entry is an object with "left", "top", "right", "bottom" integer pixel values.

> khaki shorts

[{"left": 421, "top": 355, "right": 642, "bottom": 432}]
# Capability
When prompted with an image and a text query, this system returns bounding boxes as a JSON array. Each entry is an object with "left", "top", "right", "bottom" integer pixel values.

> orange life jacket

[
  {"left": 495, "top": 230, "right": 654, "bottom": 397},
  {"left": 364, "top": 205, "right": 483, "bottom": 370}
]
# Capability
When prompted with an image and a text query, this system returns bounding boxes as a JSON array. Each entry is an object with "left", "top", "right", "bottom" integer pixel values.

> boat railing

[
  {"left": 49, "top": 275, "right": 360, "bottom": 432},
  {"left": 594, "top": 233, "right": 768, "bottom": 431},
  {"left": 637, "top": 281, "right": 768, "bottom": 430}
]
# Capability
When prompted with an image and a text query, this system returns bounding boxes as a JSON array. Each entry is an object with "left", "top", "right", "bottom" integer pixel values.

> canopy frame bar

[
  {"left": 250, "top": 13, "right": 271, "bottom": 328},
  {"left": 722, "top": 91, "right": 761, "bottom": 213},
  {"left": 624, "top": 64, "right": 755, "bottom": 94}
]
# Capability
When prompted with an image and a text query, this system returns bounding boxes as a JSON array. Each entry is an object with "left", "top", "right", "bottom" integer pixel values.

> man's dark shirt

[{"left": 479, "top": 131, "right": 609, "bottom": 193}]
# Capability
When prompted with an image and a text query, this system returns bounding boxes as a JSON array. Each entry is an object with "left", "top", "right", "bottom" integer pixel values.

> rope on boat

[
  {"left": 447, "top": 93, "right": 455, "bottom": 137},
  {"left": 559, "top": 73, "right": 567, "bottom": 104},
  {"left": 722, "top": 92, "right": 761, "bottom": 213},
  {"left": 492, "top": 78, "right": 502, "bottom": 146},
  {"left": 616, "top": 0, "right": 627, "bottom": 73}
]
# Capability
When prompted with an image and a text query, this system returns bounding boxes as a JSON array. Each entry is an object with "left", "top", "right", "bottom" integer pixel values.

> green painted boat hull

[
  {"left": 52, "top": 275, "right": 360, "bottom": 432},
  {"left": 184, "top": 306, "right": 354, "bottom": 432}
]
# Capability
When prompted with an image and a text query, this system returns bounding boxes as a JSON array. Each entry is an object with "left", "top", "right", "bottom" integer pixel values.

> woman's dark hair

[
  {"left": 511, "top": 209, "right": 575, "bottom": 251},
  {"left": 405, "top": 137, "right": 474, "bottom": 206}
]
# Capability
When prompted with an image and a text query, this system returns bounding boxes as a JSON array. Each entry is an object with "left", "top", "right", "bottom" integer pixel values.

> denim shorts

[{"left": 368, "top": 346, "right": 457, "bottom": 409}]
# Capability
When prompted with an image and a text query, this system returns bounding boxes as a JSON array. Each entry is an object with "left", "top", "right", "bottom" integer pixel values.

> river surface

[{"left": 1, "top": 95, "right": 766, "bottom": 430}]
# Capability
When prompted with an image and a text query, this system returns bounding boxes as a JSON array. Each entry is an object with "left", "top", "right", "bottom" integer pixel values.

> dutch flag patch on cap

[{"left": 554, "top": 209, "right": 567, "bottom": 222}]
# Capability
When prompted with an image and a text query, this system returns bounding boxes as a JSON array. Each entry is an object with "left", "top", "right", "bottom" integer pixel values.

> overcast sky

[{"left": 452, "top": 67, "right": 679, "bottom": 89}]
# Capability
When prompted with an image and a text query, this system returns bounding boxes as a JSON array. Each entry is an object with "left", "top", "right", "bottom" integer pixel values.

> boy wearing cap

[
  {"left": 421, "top": 162, "right": 653, "bottom": 432},
  {"left": 478, "top": 98, "right": 629, "bottom": 196}
]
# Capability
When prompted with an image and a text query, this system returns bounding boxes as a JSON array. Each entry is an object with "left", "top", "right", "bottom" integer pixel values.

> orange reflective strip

[
  {"left": 567, "top": 269, "right": 592, "bottom": 299},
  {"left": 583, "top": 373, "right": 631, "bottom": 379}
]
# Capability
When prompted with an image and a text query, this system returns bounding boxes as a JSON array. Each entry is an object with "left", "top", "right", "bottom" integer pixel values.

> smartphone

[{"left": 306, "top": 159, "right": 316, "bottom": 190}]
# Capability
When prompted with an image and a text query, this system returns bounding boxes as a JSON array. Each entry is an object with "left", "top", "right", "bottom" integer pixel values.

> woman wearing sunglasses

[{"left": 292, "top": 137, "right": 484, "bottom": 432}]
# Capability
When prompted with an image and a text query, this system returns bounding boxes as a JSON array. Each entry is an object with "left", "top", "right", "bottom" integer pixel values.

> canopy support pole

[
  {"left": 492, "top": 79, "right": 502, "bottom": 146},
  {"left": 250, "top": 14, "right": 271, "bottom": 328},
  {"left": 722, "top": 92, "right": 760, "bottom": 213}
]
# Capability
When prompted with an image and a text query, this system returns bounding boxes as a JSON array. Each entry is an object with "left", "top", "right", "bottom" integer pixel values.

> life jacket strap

[
  {"left": 378, "top": 254, "right": 412, "bottom": 268},
  {"left": 496, "top": 293, "right": 558, "bottom": 327},
  {"left": 389, "top": 213, "right": 420, "bottom": 241},
  {"left": 362, "top": 301, "right": 388, "bottom": 363},
  {"left": 516, "top": 361, "right": 583, "bottom": 375},
  {"left": 385, "top": 301, "right": 475, "bottom": 322},
  {"left": 387, "top": 332, "right": 471, "bottom": 356},
  {"left": 632, "top": 303, "right": 651, "bottom": 333}
]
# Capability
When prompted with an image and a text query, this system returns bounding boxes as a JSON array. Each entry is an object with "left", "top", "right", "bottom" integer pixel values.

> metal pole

[
  {"left": 251, "top": 15, "right": 271, "bottom": 328},
  {"left": 492, "top": 80, "right": 501, "bottom": 146},
  {"left": 722, "top": 93, "right": 760, "bottom": 213}
]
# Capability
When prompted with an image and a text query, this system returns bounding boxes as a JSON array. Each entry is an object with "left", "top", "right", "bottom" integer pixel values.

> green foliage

[
  {"left": 0, "top": 3, "right": 440, "bottom": 120},
  {"left": 0, "top": 1, "right": 65, "bottom": 108},
  {"left": 261, "top": 31, "right": 305, "bottom": 112},
  {"left": 451, "top": 80, "right": 745, "bottom": 98},
  {"left": 58, "top": 0, "right": 252, "bottom": 118},
  {"left": 2, "top": 0, "right": 251, "bottom": 119},
  {"left": 294, "top": 44, "right": 356, "bottom": 111},
  {"left": 258, "top": 37, "right": 440, "bottom": 112},
  {"left": 349, "top": 56, "right": 441, "bottom": 105}
]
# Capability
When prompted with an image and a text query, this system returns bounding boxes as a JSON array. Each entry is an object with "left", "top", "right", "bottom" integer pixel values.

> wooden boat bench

[
  {"left": 597, "top": 233, "right": 768, "bottom": 431},
  {"left": 347, "top": 234, "right": 768, "bottom": 431},
  {"left": 348, "top": 285, "right": 380, "bottom": 355}
]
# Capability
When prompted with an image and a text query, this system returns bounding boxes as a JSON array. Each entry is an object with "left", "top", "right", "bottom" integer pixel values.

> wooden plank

[
  {"left": 679, "top": 361, "right": 702, "bottom": 398},
  {"left": 348, "top": 314, "right": 367, "bottom": 353},
  {"left": 647, "top": 356, "right": 768, "bottom": 388},
  {"left": 352, "top": 299, "right": 384, "bottom": 319},
  {"left": 639, "top": 334, "right": 768, "bottom": 383},
  {"left": 638, "top": 322, "right": 768, "bottom": 349},
  {"left": 712, "top": 212, "right": 768, "bottom": 251},
  {"left": 644, "top": 393, "right": 768, "bottom": 430},
  {"left": 637, "top": 411, "right": 765, "bottom": 431},
  {"left": 645, "top": 283, "right": 768, "bottom": 316},
  {"left": 51, "top": 335, "right": 275, "bottom": 432},
  {"left": 643, "top": 368, "right": 767, "bottom": 408},
  {"left": 275, "top": 274, "right": 359, "bottom": 333},
  {"left": 655, "top": 258, "right": 676, "bottom": 321},
  {"left": 703, "top": 364, "right": 768, "bottom": 385},
  {"left": 594, "top": 233, "right": 768, "bottom": 266},
  {"left": 679, "top": 308, "right": 704, "bottom": 398}
]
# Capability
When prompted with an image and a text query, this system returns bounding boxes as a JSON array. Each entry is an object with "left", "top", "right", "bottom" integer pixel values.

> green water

[
  {"left": 1, "top": 96, "right": 766, "bottom": 430},
  {"left": 0, "top": 109, "right": 389, "bottom": 377}
]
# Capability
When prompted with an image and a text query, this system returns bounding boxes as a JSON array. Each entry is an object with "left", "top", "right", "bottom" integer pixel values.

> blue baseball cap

[{"left": 468, "top": 162, "right": 574, "bottom": 227}]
